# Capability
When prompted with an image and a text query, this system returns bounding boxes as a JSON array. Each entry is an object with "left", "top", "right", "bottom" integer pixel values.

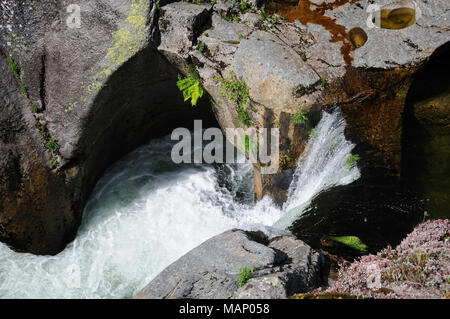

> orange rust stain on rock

[{"left": 266, "top": 0, "right": 362, "bottom": 65}]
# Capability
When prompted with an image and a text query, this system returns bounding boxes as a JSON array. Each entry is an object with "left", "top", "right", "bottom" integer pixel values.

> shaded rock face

[
  {"left": 134, "top": 229, "right": 326, "bottom": 299},
  {"left": 0, "top": 0, "right": 218, "bottom": 254},
  {"left": 0, "top": 57, "right": 76, "bottom": 254},
  {"left": 402, "top": 42, "right": 450, "bottom": 219}
]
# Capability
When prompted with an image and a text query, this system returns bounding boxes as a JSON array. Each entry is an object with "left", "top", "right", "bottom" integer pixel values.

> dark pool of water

[{"left": 289, "top": 177, "right": 427, "bottom": 260}]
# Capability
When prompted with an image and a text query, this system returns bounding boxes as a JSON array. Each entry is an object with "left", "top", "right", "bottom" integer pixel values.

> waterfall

[
  {"left": 0, "top": 108, "right": 360, "bottom": 298},
  {"left": 274, "top": 108, "right": 361, "bottom": 229}
]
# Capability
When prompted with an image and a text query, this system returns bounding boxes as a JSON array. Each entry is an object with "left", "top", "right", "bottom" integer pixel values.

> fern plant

[{"left": 176, "top": 67, "right": 204, "bottom": 107}]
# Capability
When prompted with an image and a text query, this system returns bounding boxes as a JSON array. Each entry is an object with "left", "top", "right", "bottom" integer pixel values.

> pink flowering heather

[{"left": 325, "top": 219, "right": 450, "bottom": 299}]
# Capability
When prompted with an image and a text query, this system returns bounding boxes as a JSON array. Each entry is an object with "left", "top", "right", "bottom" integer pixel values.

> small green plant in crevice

[
  {"left": 225, "top": 13, "right": 240, "bottom": 22},
  {"left": 51, "top": 156, "right": 59, "bottom": 169},
  {"left": 216, "top": 72, "right": 252, "bottom": 126},
  {"left": 239, "top": 0, "right": 252, "bottom": 13},
  {"left": 45, "top": 136, "right": 60, "bottom": 151},
  {"left": 259, "top": 11, "right": 279, "bottom": 25},
  {"left": 6, "top": 55, "right": 29, "bottom": 97},
  {"left": 30, "top": 104, "right": 37, "bottom": 114},
  {"left": 284, "top": 140, "right": 295, "bottom": 163},
  {"left": 300, "top": 51, "right": 307, "bottom": 62},
  {"left": 243, "top": 135, "right": 258, "bottom": 153},
  {"left": 176, "top": 65, "right": 204, "bottom": 107},
  {"left": 19, "top": 82, "right": 29, "bottom": 97},
  {"left": 36, "top": 120, "right": 60, "bottom": 168},
  {"left": 238, "top": 266, "right": 255, "bottom": 287},
  {"left": 6, "top": 55, "right": 20, "bottom": 79},
  {"left": 320, "top": 75, "right": 327, "bottom": 86},
  {"left": 292, "top": 108, "right": 308, "bottom": 125},
  {"left": 345, "top": 154, "right": 360, "bottom": 166},
  {"left": 237, "top": 109, "right": 252, "bottom": 126},
  {"left": 197, "top": 40, "right": 205, "bottom": 53},
  {"left": 236, "top": 32, "right": 244, "bottom": 41},
  {"left": 308, "top": 127, "right": 317, "bottom": 137}
]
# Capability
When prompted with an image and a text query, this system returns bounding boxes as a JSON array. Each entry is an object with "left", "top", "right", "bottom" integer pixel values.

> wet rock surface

[{"left": 135, "top": 229, "right": 326, "bottom": 299}]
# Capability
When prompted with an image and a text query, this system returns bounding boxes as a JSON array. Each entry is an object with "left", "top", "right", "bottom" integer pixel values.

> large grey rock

[
  {"left": 158, "top": 2, "right": 212, "bottom": 64},
  {"left": 233, "top": 36, "right": 320, "bottom": 112},
  {"left": 159, "top": 0, "right": 450, "bottom": 202},
  {"left": 135, "top": 229, "right": 325, "bottom": 299}
]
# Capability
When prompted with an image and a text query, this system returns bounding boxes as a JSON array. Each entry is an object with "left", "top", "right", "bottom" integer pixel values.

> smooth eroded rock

[{"left": 135, "top": 229, "right": 326, "bottom": 299}]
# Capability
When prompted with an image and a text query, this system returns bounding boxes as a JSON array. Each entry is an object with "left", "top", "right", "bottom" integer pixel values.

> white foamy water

[
  {"left": 274, "top": 108, "right": 361, "bottom": 229},
  {"left": 0, "top": 108, "right": 360, "bottom": 298}
]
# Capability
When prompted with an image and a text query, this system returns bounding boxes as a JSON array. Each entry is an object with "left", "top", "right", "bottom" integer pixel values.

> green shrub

[{"left": 292, "top": 108, "right": 308, "bottom": 125}]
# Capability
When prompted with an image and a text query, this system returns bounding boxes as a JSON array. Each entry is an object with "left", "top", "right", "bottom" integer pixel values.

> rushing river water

[{"left": 0, "top": 109, "right": 360, "bottom": 298}]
